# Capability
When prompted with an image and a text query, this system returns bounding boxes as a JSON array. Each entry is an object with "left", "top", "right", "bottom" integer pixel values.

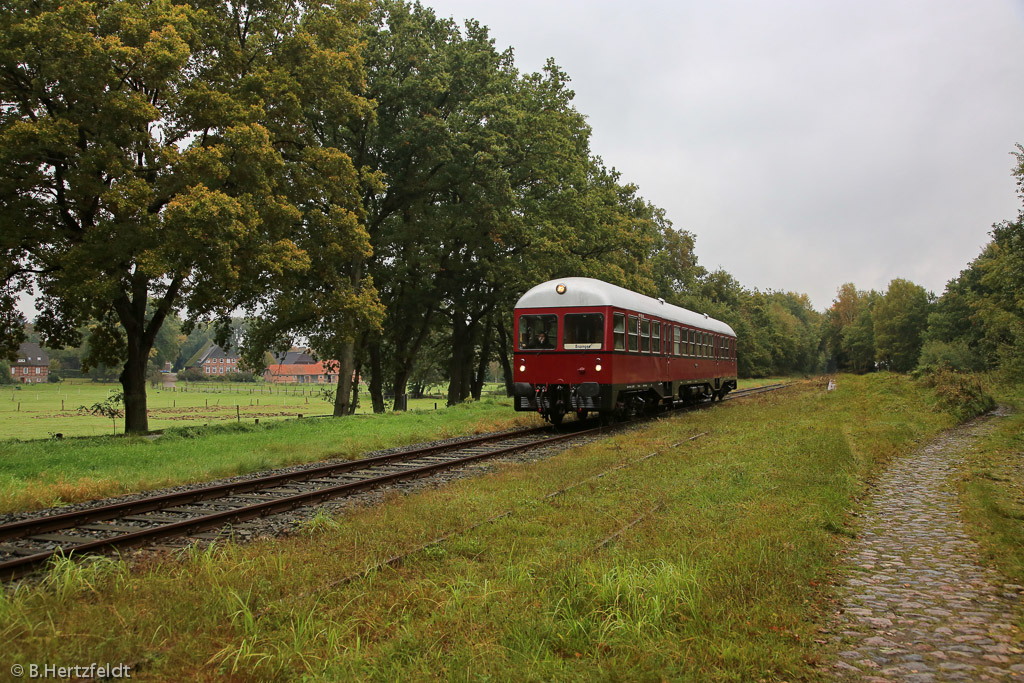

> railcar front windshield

[
  {"left": 518, "top": 314, "right": 558, "bottom": 349},
  {"left": 563, "top": 313, "right": 604, "bottom": 350}
]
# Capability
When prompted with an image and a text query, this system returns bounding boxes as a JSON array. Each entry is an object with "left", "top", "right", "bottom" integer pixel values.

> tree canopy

[{"left": 1, "top": 0, "right": 375, "bottom": 431}]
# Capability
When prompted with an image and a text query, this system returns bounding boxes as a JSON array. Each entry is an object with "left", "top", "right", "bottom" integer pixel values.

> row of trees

[
  {"left": 3, "top": 0, "right": 1019, "bottom": 432},
  {"left": 0, "top": 0, "right": 732, "bottom": 432},
  {"left": 823, "top": 279, "right": 932, "bottom": 374},
  {"left": 824, "top": 147, "right": 1024, "bottom": 378}
]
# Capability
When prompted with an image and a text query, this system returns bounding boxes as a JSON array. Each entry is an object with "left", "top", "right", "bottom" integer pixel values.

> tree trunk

[
  {"left": 496, "top": 314, "right": 514, "bottom": 397},
  {"left": 332, "top": 260, "right": 366, "bottom": 417},
  {"left": 113, "top": 280, "right": 180, "bottom": 434},
  {"left": 368, "top": 340, "right": 385, "bottom": 414},
  {"left": 388, "top": 304, "right": 435, "bottom": 412},
  {"left": 333, "top": 339, "right": 355, "bottom": 416},
  {"left": 349, "top": 358, "right": 361, "bottom": 414},
  {"left": 471, "top": 317, "right": 492, "bottom": 400},
  {"left": 410, "top": 380, "right": 424, "bottom": 399},
  {"left": 447, "top": 315, "right": 469, "bottom": 406},
  {"left": 120, "top": 339, "right": 150, "bottom": 433},
  {"left": 393, "top": 365, "right": 410, "bottom": 411},
  {"left": 447, "top": 313, "right": 478, "bottom": 406}
]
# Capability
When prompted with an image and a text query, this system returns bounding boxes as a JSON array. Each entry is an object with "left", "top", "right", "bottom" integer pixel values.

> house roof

[
  {"left": 194, "top": 343, "right": 239, "bottom": 366},
  {"left": 264, "top": 361, "right": 338, "bottom": 376},
  {"left": 272, "top": 347, "right": 318, "bottom": 365},
  {"left": 16, "top": 342, "right": 49, "bottom": 365}
]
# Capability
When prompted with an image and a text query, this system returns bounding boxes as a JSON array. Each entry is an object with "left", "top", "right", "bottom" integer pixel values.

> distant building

[
  {"left": 12, "top": 342, "right": 49, "bottom": 383},
  {"left": 193, "top": 344, "right": 243, "bottom": 376},
  {"left": 272, "top": 347, "right": 318, "bottom": 365},
  {"left": 263, "top": 360, "right": 339, "bottom": 385}
]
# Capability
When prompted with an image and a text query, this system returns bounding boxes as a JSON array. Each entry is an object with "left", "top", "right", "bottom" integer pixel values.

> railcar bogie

[{"left": 513, "top": 278, "right": 739, "bottom": 424}]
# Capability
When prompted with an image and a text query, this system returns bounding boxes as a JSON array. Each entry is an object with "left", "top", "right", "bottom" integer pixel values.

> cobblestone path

[{"left": 829, "top": 410, "right": 1023, "bottom": 682}]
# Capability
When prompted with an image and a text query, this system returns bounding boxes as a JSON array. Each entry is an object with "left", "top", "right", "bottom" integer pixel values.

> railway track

[{"left": 0, "top": 381, "right": 789, "bottom": 581}]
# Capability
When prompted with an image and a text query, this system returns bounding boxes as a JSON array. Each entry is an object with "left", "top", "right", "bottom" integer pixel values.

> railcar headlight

[
  {"left": 595, "top": 359, "right": 602, "bottom": 372},
  {"left": 519, "top": 363, "right": 526, "bottom": 372}
]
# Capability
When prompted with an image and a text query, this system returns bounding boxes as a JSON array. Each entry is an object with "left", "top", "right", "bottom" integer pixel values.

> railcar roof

[{"left": 515, "top": 277, "right": 737, "bottom": 336}]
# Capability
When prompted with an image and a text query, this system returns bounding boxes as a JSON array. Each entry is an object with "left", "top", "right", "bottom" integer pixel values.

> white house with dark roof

[
  {"left": 192, "top": 344, "right": 243, "bottom": 376},
  {"left": 12, "top": 342, "right": 49, "bottom": 383}
]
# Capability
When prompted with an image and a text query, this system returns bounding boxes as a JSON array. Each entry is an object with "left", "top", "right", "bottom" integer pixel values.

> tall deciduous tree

[
  {"left": 873, "top": 278, "right": 931, "bottom": 372},
  {"left": 1, "top": 0, "right": 372, "bottom": 432}
]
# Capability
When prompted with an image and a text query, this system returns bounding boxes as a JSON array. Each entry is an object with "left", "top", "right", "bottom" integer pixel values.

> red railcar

[{"left": 513, "top": 278, "right": 738, "bottom": 423}]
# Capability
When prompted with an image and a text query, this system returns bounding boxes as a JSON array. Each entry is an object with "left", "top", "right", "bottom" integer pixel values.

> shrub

[
  {"left": 211, "top": 371, "right": 256, "bottom": 382},
  {"left": 916, "top": 339, "right": 987, "bottom": 373},
  {"left": 917, "top": 368, "right": 995, "bottom": 421},
  {"left": 176, "top": 367, "right": 206, "bottom": 382}
]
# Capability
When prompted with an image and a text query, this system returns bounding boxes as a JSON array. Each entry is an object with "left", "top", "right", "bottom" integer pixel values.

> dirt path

[{"left": 828, "top": 409, "right": 1023, "bottom": 682}]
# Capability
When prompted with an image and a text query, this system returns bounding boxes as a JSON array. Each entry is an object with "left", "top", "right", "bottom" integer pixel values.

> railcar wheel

[{"left": 549, "top": 412, "right": 564, "bottom": 426}]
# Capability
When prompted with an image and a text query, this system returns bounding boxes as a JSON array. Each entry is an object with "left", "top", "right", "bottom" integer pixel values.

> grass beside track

[
  {"left": 2, "top": 374, "right": 964, "bottom": 681},
  {"left": 0, "top": 378, "right": 784, "bottom": 514},
  {"left": 956, "top": 380, "right": 1024, "bottom": 617},
  {"left": 0, "top": 399, "right": 543, "bottom": 514}
]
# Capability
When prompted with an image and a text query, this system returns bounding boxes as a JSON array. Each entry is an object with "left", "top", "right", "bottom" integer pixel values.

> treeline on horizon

[{"left": 2, "top": 0, "right": 1022, "bottom": 432}]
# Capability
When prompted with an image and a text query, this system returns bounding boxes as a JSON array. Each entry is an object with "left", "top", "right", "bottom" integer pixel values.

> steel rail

[
  {"left": 0, "top": 425, "right": 555, "bottom": 543},
  {"left": 0, "top": 381, "right": 791, "bottom": 581}
]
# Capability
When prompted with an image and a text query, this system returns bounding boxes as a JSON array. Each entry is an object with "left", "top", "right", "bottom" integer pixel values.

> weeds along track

[{"left": 0, "top": 383, "right": 788, "bottom": 582}]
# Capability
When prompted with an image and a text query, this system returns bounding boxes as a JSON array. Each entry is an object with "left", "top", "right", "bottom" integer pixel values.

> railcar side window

[
  {"left": 518, "top": 314, "right": 558, "bottom": 350},
  {"left": 673, "top": 326, "right": 681, "bottom": 356},
  {"left": 628, "top": 316, "right": 640, "bottom": 352},
  {"left": 688, "top": 329, "right": 695, "bottom": 356},
  {"left": 640, "top": 319, "right": 651, "bottom": 353},
  {"left": 613, "top": 313, "right": 626, "bottom": 351},
  {"left": 564, "top": 313, "right": 604, "bottom": 350},
  {"left": 652, "top": 321, "right": 661, "bottom": 354}
]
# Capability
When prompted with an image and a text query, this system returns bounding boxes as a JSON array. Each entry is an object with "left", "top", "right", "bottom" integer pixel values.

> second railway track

[{"left": 0, "top": 382, "right": 789, "bottom": 582}]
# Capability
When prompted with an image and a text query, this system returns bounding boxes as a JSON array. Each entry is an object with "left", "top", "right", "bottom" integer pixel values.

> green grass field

[
  {"left": 0, "top": 379, "right": 505, "bottom": 441},
  {"left": 3, "top": 373, "right": 991, "bottom": 682},
  {"left": 0, "top": 377, "right": 800, "bottom": 513}
]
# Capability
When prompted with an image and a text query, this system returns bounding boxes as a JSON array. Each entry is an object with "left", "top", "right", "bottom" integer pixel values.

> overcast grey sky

[{"left": 427, "top": 0, "right": 1024, "bottom": 310}]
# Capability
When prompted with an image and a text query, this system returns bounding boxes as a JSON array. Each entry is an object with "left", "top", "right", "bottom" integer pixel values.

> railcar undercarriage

[{"left": 515, "top": 379, "right": 737, "bottom": 424}]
